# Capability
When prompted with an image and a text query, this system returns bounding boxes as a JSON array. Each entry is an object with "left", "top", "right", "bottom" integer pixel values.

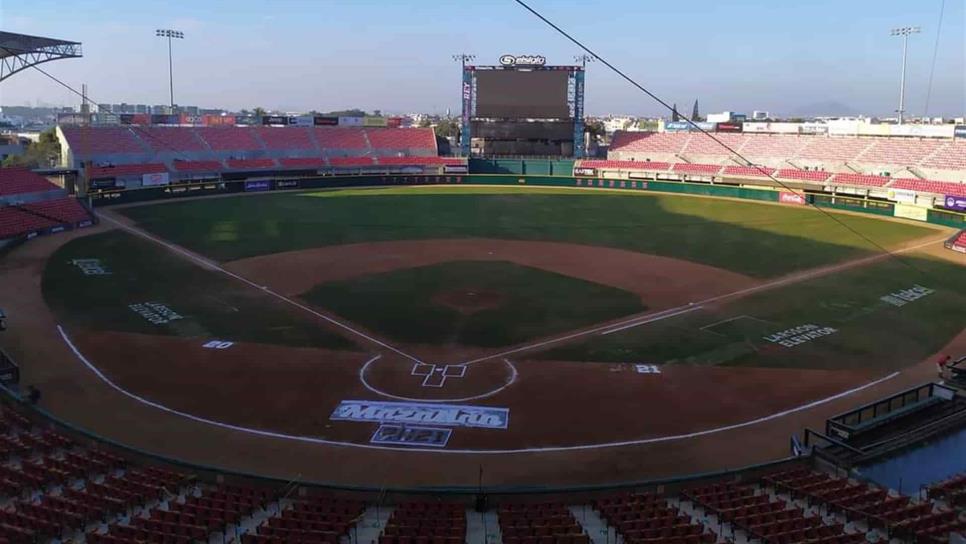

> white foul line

[
  {"left": 600, "top": 306, "right": 703, "bottom": 336},
  {"left": 98, "top": 213, "right": 425, "bottom": 365},
  {"left": 58, "top": 324, "right": 900, "bottom": 454},
  {"left": 457, "top": 234, "right": 951, "bottom": 365}
]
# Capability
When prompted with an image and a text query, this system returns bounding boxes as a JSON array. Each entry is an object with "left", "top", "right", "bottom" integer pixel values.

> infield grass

[
  {"left": 301, "top": 260, "right": 646, "bottom": 347},
  {"left": 117, "top": 186, "right": 940, "bottom": 278}
]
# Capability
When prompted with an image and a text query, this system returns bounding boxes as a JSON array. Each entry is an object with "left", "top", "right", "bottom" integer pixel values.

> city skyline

[{"left": 3, "top": 0, "right": 964, "bottom": 118}]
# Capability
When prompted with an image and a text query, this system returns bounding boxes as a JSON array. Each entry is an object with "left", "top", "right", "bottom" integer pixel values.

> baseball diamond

[
  {"left": 0, "top": 181, "right": 958, "bottom": 490},
  {"left": 4, "top": 14, "right": 966, "bottom": 542}
]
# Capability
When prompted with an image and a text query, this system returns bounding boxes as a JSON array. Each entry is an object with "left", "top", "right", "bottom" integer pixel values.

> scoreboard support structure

[{"left": 460, "top": 60, "right": 585, "bottom": 158}]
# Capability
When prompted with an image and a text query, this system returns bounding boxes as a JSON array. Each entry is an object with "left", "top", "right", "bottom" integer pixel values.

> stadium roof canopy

[{"left": 0, "top": 31, "right": 82, "bottom": 83}]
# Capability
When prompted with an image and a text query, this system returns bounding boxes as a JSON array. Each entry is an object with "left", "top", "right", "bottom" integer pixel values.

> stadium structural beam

[{"left": 0, "top": 32, "right": 82, "bottom": 83}]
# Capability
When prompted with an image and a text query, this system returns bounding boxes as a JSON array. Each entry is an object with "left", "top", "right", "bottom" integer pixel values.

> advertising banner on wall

[
  {"left": 894, "top": 203, "right": 929, "bottom": 221},
  {"left": 150, "top": 114, "right": 180, "bottom": 125},
  {"left": 339, "top": 116, "right": 364, "bottom": 127},
  {"left": 942, "top": 195, "right": 966, "bottom": 211},
  {"left": 664, "top": 121, "right": 691, "bottom": 132},
  {"left": 573, "top": 167, "right": 596, "bottom": 176},
  {"left": 262, "top": 115, "right": 288, "bottom": 126},
  {"left": 716, "top": 122, "right": 743, "bottom": 133},
  {"left": 204, "top": 115, "right": 236, "bottom": 126},
  {"left": 888, "top": 188, "right": 918, "bottom": 203},
  {"left": 778, "top": 191, "right": 807, "bottom": 205},
  {"left": 292, "top": 116, "right": 314, "bottom": 126},
  {"left": 313, "top": 116, "right": 339, "bottom": 126},
  {"left": 234, "top": 116, "right": 257, "bottom": 126},
  {"left": 244, "top": 180, "right": 271, "bottom": 192},
  {"left": 141, "top": 172, "right": 170, "bottom": 186},
  {"left": 955, "top": 125, "right": 966, "bottom": 139},
  {"left": 363, "top": 116, "right": 388, "bottom": 127}
]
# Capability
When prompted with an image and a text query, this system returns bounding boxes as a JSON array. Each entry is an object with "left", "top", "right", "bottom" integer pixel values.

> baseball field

[{"left": 15, "top": 184, "right": 966, "bottom": 485}]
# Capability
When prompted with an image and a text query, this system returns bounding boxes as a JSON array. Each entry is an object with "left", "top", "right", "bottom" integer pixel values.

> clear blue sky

[{"left": 3, "top": 0, "right": 964, "bottom": 117}]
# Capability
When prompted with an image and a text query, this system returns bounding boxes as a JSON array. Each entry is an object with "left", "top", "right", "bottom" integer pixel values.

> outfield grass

[
  {"left": 43, "top": 231, "right": 356, "bottom": 349},
  {"left": 301, "top": 260, "right": 646, "bottom": 347},
  {"left": 117, "top": 187, "right": 940, "bottom": 278},
  {"left": 539, "top": 253, "right": 966, "bottom": 370}
]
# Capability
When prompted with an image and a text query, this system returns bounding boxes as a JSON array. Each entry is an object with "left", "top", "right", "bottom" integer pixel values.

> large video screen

[{"left": 475, "top": 70, "right": 570, "bottom": 119}]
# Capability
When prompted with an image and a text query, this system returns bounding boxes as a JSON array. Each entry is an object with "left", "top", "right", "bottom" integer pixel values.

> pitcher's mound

[{"left": 433, "top": 289, "right": 506, "bottom": 315}]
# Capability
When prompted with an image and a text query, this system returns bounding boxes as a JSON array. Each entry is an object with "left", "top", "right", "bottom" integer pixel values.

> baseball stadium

[{"left": 0, "top": 7, "right": 965, "bottom": 544}]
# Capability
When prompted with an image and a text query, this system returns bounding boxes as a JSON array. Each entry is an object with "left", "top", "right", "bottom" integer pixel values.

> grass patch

[
  {"left": 43, "top": 231, "right": 356, "bottom": 349},
  {"left": 117, "top": 187, "right": 940, "bottom": 278},
  {"left": 538, "top": 254, "right": 966, "bottom": 371},
  {"left": 301, "top": 260, "right": 646, "bottom": 347}
]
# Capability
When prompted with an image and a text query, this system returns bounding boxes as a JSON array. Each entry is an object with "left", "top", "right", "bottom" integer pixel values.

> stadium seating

[
  {"left": 278, "top": 157, "right": 327, "bottom": 169},
  {"left": 133, "top": 126, "right": 208, "bottom": 152},
  {"left": 776, "top": 168, "right": 832, "bottom": 182},
  {"left": 889, "top": 178, "right": 966, "bottom": 197},
  {"left": 366, "top": 127, "right": 437, "bottom": 152},
  {"left": 577, "top": 159, "right": 670, "bottom": 171},
  {"left": 256, "top": 126, "right": 316, "bottom": 150},
  {"left": 498, "top": 502, "right": 590, "bottom": 543},
  {"left": 87, "top": 163, "right": 168, "bottom": 179},
  {"left": 227, "top": 158, "right": 277, "bottom": 170},
  {"left": 922, "top": 141, "right": 966, "bottom": 170},
  {"left": 829, "top": 173, "right": 891, "bottom": 187},
  {"left": 857, "top": 139, "right": 943, "bottom": 167},
  {"left": 171, "top": 159, "right": 225, "bottom": 172},
  {"left": 0, "top": 207, "right": 61, "bottom": 239},
  {"left": 722, "top": 165, "right": 777, "bottom": 177},
  {"left": 377, "top": 156, "right": 464, "bottom": 166},
  {"left": 329, "top": 156, "right": 375, "bottom": 168},
  {"left": 672, "top": 163, "right": 722, "bottom": 175},
  {"left": 593, "top": 491, "right": 714, "bottom": 544},
  {"left": 247, "top": 496, "right": 365, "bottom": 543},
  {"left": 20, "top": 198, "right": 91, "bottom": 224},
  {"left": 312, "top": 127, "right": 370, "bottom": 150},
  {"left": 60, "top": 127, "right": 147, "bottom": 155},
  {"left": 196, "top": 127, "right": 264, "bottom": 152},
  {"left": 378, "top": 502, "right": 466, "bottom": 544},
  {"left": 0, "top": 168, "right": 59, "bottom": 197}
]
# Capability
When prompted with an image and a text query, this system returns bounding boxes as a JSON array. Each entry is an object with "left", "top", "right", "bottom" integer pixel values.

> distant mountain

[{"left": 788, "top": 101, "right": 860, "bottom": 118}]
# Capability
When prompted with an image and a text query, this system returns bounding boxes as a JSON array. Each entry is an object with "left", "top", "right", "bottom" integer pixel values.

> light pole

[
  {"left": 452, "top": 53, "right": 476, "bottom": 70},
  {"left": 890, "top": 26, "right": 920, "bottom": 124},
  {"left": 574, "top": 54, "right": 595, "bottom": 68},
  {"left": 155, "top": 29, "right": 184, "bottom": 110}
]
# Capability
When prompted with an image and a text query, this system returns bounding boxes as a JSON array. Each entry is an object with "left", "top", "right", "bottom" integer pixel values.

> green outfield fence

[{"left": 86, "top": 173, "right": 966, "bottom": 231}]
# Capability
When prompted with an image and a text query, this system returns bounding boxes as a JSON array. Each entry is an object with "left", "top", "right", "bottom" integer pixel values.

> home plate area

[{"left": 411, "top": 363, "right": 466, "bottom": 388}]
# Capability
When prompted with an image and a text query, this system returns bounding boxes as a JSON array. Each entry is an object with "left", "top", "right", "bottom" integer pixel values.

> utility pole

[
  {"left": 155, "top": 29, "right": 184, "bottom": 110},
  {"left": 890, "top": 26, "right": 920, "bottom": 124}
]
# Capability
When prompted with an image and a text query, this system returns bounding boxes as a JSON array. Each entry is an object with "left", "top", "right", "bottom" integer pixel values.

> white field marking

[
  {"left": 59, "top": 323, "right": 900, "bottom": 453},
  {"left": 600, "top": 306, "right": 704, "bottom": 336},
  {"left": 98, "top": 213, "right": 425, "bottom": 365},
  {"left": 700, "top": 315, "right": 754, "bottom": 332},
  {"left": 457, "top": 234, "right": 950, "bottom": 365},
  {"left": 358, "top": 357, "right": 518, "bottom": 403}
]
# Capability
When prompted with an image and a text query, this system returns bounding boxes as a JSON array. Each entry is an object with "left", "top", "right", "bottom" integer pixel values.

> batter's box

[
  {"left": 411, "top": 363, "right": 466, "bottom": 388},
  {"left": 700, "top": 315, "right": 774, "bottom": 341}
]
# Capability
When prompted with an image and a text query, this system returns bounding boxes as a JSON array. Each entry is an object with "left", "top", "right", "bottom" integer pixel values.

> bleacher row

[
  {"left": 576, "top": 160, "right": 966, "bottom": 197},
  {"left": 0, "top": 396, "right": 962, "bottom": 543},
  {"left": 61, "top": 125, "right": 437, "bottom": 158},
  {"left": 0, "top": 168, "right": 94, "bottom": 241},
  {"left": 608, "top": 132, "right": 966, "bottom": 172},
  {"left": 87, "top": 155, "right": 466, "bottom": 179}
]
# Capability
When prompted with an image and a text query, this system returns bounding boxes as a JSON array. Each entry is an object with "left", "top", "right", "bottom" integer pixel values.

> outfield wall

[{"left": 85, "top": 173, "right": 966, "bottom": 230}]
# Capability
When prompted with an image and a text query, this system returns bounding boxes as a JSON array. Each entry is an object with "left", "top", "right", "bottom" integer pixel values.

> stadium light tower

[
  {"left": 155, "top": 29, "right": 184, "bottom": 110},
  {"left": 452, "top": 53, "right": 476, "bottom": 69},
  {"left": 890, "top": 26, "right": 920, "bottom": 125},
  {"left": 574, "top": 54, "right": 595, "bottom": 68}
]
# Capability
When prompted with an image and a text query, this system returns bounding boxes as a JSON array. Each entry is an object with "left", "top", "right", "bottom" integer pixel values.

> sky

[{"left": 2, "top": 0, "right": 964, "bottom": 118}]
